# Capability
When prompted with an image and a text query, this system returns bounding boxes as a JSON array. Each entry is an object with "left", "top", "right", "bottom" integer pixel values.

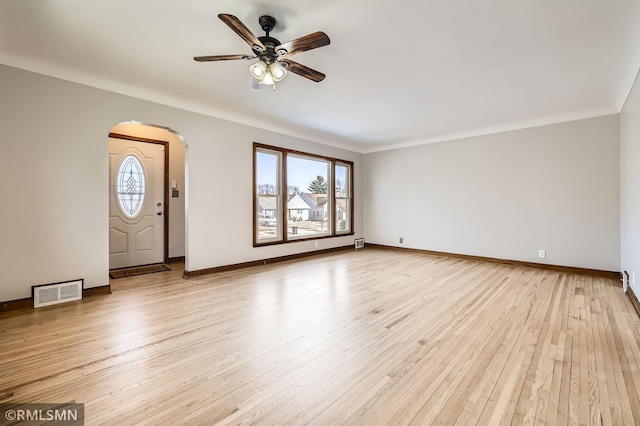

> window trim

[{"left": 253, "top": 142, "right": 354, "bottom": 247}]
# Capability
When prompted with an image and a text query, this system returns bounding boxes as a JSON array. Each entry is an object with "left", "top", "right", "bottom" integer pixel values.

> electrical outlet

[
  {"left": 538, "top": 249, "right": 546, "bottom": 258},
  {"left": 399, "top": 237, "right": 403, "bottom": 244},
  {"left": 314, "top": 241, "right": 319, "bottom": 248}
]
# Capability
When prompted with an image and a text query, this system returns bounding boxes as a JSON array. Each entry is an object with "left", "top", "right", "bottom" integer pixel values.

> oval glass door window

[{"left": 116, "top": 154, "right": 146, "bottom": 218}]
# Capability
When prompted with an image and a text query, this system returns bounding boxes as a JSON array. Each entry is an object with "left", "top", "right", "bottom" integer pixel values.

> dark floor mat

[{"left": 109, "top": 264, "right": 170, "bottom": 279}]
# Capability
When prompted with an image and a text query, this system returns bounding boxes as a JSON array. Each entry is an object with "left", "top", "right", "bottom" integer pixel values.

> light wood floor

[{"left": 1, "top": 248, "right": 640, "bottom": 425}]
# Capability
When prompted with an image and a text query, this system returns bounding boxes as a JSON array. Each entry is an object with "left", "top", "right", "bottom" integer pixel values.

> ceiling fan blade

[
  {"left": 280, "top": 59, "right": 326, "bottom": 82},
  {"left": 276, "top": 31, "right": 330, "bottom": 58},
  {"left": 218, "top": 14, "right": 267, "bottom": 52},
  {"left": 194, "top": 54, "right": 255, "bottom": 62}
]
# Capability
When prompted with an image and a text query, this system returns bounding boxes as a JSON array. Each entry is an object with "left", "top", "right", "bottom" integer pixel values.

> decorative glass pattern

[{"left": 116, "top": 155, "right": 146, "bottom": 218}]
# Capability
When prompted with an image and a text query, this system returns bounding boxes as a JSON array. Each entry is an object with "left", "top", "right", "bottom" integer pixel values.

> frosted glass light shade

[
  {"left": 270, "top": 62, "right": 287, "bottom": 81},
  {"left": 249, "top": 61, "right": 267, "bottom": 78}
]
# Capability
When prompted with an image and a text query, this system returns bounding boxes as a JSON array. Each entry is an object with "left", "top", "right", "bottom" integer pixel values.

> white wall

[
  {"left": 364, "top": 115, "right": 620, "bottom": 271},
  {"left": 621, "top": 69, "right": 640, "bottom": 295},
  {"left": 0, "top": 64, "right": 363, "bottom": 302}
]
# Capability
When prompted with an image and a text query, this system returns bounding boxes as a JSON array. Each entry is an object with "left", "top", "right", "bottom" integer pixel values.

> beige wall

[
  {"left": 0, "top": 64, "right": 363, "bottom": 302},
  {"left": 363, "top": 115, "right": 620, "bottom": 271},
  {"left": 621, "top": 69, "right": 640, "bottom": 295}
]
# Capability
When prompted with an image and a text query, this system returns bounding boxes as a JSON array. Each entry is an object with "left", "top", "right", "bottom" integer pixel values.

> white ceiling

[{"left": 1, "top": 0, "right": 638, "bottom": 153}]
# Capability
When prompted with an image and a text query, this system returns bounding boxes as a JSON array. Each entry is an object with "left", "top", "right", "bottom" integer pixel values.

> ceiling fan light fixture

[
  {"left": 270, "top": 62, "right": 287, "bottom": 81},
  {"left": 249, "top": 60, "right": 267, "bottom": 78}
]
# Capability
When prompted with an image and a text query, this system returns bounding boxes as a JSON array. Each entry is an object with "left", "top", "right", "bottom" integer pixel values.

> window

[
  {"left": 335, "top": 163, "right": 351, "bottom": 233},
  {"left": 116, "top": 154, "right": 146, "bottom": 218},
  {"left": 254, "top": 143, "right": 354, "bottom": 246},
  {"left": 255, "top": 149, "right": 282, "bottom": 242}
]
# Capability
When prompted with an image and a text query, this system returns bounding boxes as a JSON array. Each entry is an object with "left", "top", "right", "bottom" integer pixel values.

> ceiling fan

[{"left": 194, "top": 14, "right": 330, "bottom": 89}]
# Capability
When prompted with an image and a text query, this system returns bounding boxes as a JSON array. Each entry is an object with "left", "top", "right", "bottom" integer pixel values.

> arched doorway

[{"left": 108, "top": 121, "right": 186, "bottom": 271}]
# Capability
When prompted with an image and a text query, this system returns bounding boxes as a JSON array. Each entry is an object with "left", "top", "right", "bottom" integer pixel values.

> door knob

[{"left": 157, "top": 211, "right": 163, "bottom": 216}]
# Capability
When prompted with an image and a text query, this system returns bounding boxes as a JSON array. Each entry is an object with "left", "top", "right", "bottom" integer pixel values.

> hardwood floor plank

[{"left": 506, "top": 272, "right": 559, "bottom": 425}]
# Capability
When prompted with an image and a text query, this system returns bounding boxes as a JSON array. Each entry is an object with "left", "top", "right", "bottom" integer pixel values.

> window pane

[
  {"left": 116, "top": 154, "right": 146, "bottom": 218},
  {"left": 336, "top": 199, "right": 350, "bottom": 232},
  {"left": 287, "top": 155, "right": 330, "bottom": 237},
  {"left": 335, "top": 164, "right": 349, "bottom": 198},
  {"left": 257, "top": 196, "right": 279, "bottom": 240},
  {"left": 256, "top": 151, "right": 278, "bottom": 195},
  {"left": 256, "top": 149, "right": 281, "bottom": 241}
]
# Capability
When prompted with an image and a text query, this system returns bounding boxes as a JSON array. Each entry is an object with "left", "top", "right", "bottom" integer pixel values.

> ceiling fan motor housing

[
  {"left": 254, "top": 36, "right": 282, "bottom": 63},
  {"left": 253, "top": 16, "right": 284, "bottom": 64}
]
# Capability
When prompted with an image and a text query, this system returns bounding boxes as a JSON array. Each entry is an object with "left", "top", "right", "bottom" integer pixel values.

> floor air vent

[
  {"left": 355, "top": 238, "right": 365, "bottom": 249},
  {"left": 33, "top": 279, "right": 83, "bottom": 308}
]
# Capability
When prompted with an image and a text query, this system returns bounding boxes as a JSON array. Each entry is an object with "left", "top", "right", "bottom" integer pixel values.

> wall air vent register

[{"left": 33, "top": 279, "right": 83, "bottom": 308}]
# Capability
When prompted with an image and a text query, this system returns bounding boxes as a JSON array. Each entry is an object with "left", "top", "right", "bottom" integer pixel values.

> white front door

[{"left": 109, "top": 138, "right": 165, "bottom": 269}]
